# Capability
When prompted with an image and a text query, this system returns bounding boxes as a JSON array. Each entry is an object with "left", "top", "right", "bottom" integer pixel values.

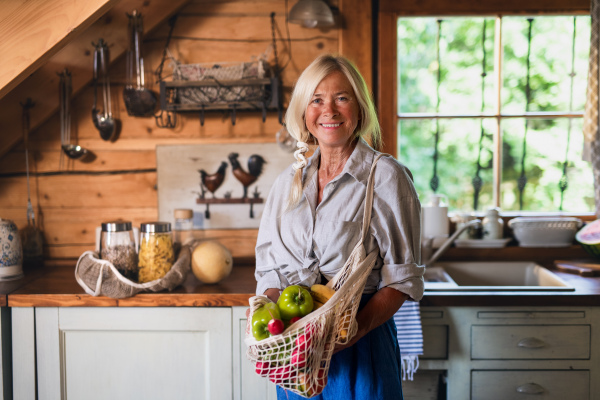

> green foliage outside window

[{"left": 397, "top": 16, "right": 594, "bottom": 213}]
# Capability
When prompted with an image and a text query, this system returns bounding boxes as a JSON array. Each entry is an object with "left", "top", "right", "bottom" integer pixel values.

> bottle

[
  {"left": 422, "top": 194, "right": 449, "bottom": 247},
  {"left": 100, "top": 221, "right": 138, "bottom": 281},
  {"left": 174, "top": 209, "right": 194, "bottom": 245},
  {"left": 482, "top": 208, "right": 503, "bottom": 240},
  {"left": 138, "top": 222, "right": 174, "bottom": 283}
]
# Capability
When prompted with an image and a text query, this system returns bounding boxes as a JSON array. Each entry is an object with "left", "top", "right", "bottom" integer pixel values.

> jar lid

[
  {"left": 101, "top": 221, "right": 132, "bottom": 232},
  {"left": 174, "top": 209, "right": 193, "bottom": 219},
  {"left": 140, "top": 221, "right": 171, "bottom": 233}
]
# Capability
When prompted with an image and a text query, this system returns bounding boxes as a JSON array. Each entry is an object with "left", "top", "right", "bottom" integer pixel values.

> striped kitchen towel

[{"left": 394, "top": 300, "right": 423, "bottom": 381}]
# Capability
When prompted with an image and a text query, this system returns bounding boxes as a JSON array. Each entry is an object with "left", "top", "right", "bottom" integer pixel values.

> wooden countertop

[{"left": 5, "top": 257, "right": 600, "bottom": 308}]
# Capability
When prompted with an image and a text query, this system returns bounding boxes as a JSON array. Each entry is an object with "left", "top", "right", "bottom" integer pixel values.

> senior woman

[{"left": 254, "top": 54, "right": 424, "bottom": 399}]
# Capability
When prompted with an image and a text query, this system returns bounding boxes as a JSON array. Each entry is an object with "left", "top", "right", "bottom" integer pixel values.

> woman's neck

[{"left": 318, "top": 140, "right": 357, "bottom": 181}]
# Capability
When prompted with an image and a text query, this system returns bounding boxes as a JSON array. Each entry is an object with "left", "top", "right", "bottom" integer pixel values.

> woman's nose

[{"left": 323, "top": 100, "right": 338, "bottom": 116}]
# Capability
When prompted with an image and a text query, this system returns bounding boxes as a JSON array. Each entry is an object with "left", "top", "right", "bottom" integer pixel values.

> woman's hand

[
  {"left": 245, "top": 288, "right": 281, "bottom": 318},
  {"left": 333, "top": 287, "right": 408, "bottom": 354}
]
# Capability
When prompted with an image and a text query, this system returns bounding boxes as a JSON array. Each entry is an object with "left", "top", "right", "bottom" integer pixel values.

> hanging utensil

[
  {"left": 92, "top": 39, "right": 117, "bottom": 141},
  {"left": 59, "top": 69, "right": 89, "bottom": 161},
  {"left": 20, "top": 99, "right": 44, "bottom": 267},
  {"left": 123, "top": 10, "right": 157, "bottom": 117}
]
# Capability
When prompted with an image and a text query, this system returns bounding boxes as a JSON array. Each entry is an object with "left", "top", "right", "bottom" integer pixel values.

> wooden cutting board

[{"left": 554, "top": 260, "right": 600, "bottom": 277}]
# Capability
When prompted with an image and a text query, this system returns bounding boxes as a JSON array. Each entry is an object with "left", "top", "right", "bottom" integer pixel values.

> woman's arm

[{"left": 333, "top": 287, "right": 408, "bottom": 353}]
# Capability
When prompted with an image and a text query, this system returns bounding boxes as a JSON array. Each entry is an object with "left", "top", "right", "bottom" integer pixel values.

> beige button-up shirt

[{"left": 255, "top": 139, "right": 425, "bottom": 301}]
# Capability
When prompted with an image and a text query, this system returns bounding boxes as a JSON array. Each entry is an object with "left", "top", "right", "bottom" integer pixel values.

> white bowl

[{"left": 508, "top": 217, "right": 582, "bottom": 248}]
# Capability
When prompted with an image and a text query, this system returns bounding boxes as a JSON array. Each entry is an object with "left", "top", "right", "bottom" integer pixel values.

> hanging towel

[{"left": 394, "top": 301, "right": 423, "bottom": 381}]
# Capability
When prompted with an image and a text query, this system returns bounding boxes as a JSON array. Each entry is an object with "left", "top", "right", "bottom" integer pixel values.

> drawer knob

[
  {"left": 517, "top": 337, "right": 546, "bottom": 349},
  {"left": 516, "top": 383, "right": 545, "bottom": 395}
]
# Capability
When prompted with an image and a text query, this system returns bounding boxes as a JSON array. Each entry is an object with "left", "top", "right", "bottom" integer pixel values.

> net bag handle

[{"left": 327, "top": 153, "right": 389, "bottom": 289}]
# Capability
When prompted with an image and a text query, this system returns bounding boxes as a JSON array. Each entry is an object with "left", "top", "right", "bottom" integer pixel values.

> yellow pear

[{"left": 191, "top": 241, "right": 233, "bottom": 284}]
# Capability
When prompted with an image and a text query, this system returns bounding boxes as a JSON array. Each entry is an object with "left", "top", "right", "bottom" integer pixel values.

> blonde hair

[{"left": 285, "top": 54, "right": 381, "bottom": 209}]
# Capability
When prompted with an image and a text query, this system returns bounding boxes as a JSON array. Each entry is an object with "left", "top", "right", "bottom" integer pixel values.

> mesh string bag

[{"left": 245, "top": 154, "right": 387, "bottom": 398}]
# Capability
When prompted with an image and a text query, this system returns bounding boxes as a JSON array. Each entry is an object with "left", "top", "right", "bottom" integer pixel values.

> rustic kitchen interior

[{"left": 1, "top": 0, "right": 600, "bottom": 399}]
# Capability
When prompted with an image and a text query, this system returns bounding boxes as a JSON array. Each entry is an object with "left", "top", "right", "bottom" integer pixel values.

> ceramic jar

[
  {"left": 482, "top": 208, "right": 504, "bottom": 240},
  {"left": 0, "top": 218, "right": 24, "bottom": 281}
]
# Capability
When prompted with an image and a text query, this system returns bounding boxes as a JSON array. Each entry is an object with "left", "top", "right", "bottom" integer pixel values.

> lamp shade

[{"left": 289, "top": 0, "right": 335, "bottom": 28}]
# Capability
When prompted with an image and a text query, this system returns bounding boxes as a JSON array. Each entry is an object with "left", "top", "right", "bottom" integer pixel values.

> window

[{"left": 378, "top": 2, "right": 594, "bottom": 214}]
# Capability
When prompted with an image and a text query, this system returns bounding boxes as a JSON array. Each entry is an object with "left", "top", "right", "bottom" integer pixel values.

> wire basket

[
  {"left": 508, "top": 217, "right": 582, "bottom": 248},
  {"left": 172, "top": 60, "right": 267, "bottom": 105}
]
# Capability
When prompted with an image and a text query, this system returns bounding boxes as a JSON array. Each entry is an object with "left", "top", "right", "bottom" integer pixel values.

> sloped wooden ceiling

[{"left": 0, "top": 0, "right": 190, "bottom": 160}]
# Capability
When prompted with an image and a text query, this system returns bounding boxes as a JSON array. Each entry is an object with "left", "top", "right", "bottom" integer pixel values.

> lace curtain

[{"left": 584, "top": 0, "right": 600, "bottom": 217}]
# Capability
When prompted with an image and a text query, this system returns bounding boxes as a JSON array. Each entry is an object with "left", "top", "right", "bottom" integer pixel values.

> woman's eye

[
  {"left": 311, "top": 98, "right": 321, "bottom": 104},
  {"left": 337, "top": 96, "right": 348, "bottom": 102}
]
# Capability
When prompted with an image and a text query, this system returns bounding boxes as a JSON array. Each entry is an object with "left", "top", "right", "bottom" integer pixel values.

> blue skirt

[{"left": 277, "top": 295, "right": 404, "bottom": 400}]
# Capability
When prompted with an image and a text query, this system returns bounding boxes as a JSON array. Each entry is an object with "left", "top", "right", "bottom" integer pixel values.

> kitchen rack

[{"left": 159, "top": 76, "right": 282, "bottom": 125}]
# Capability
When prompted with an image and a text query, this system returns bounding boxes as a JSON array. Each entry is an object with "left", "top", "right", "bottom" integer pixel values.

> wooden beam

[
  {"left": 379, "top": 0, "right": 590, "bottom": 16},
  {"left": 0, "top": 0, "right": 190, "bottom": 161},
  {"left": 377, "top": 12, "right": 397, "bottom": 157},
  {"left": 0, "top": 0, "right": 117, "bottom": 100}
]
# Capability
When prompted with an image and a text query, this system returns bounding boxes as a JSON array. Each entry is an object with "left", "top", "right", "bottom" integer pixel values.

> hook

[
  {"left": 231, "top": 104, "right": 237, "bottom": 125},
  {"left": 200, "top": 105, "right": 205, "bottom": 127}
]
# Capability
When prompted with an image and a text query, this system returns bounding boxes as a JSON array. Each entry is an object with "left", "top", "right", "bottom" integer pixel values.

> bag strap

[
  {"left": 326, "top": 153, "right": 389, "bottom": 289},
  {"left": 358, "top": 153, "right": 389, "bottom": 245}
]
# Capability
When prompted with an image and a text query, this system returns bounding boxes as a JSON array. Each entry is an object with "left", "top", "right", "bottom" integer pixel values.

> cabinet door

[
  {"left": 36, "top": 307, "right": 232, "bottom": 400},
  {"left": 232, "top": 307, "right": 277, "bottom": 400}
]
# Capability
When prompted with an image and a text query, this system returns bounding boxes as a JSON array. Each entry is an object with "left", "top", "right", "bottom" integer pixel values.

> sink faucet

[{"left": 423, "top": 219, "right": 482, "bottom": 267}]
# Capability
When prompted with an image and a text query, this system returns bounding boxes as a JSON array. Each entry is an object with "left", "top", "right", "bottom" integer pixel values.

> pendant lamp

[{"left": 288, "top": 0, "right": 335, "bottom": 28}]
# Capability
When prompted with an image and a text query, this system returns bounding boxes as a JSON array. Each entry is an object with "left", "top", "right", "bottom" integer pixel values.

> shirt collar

[{"left": 303, "top": 137, "right": 376, "bottom": 187}]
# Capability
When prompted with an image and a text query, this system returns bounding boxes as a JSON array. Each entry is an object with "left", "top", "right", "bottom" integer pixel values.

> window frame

[{"left": 377, "top": 0, "right": 592, "bottom": 216}]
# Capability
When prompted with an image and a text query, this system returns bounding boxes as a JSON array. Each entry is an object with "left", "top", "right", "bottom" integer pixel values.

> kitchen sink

[{"left": 424, "top": 262, "right": 574, "bottom": 291}]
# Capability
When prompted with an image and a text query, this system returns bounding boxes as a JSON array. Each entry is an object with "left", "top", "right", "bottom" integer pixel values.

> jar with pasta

[{"left": 138, "top": 222, "right": 174, "bottom": 283}]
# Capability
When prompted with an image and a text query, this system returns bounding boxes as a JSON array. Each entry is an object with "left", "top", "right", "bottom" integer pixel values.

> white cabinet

[
  {"left": 232, "top": 307, "right": 277, "bottom": 400},
  {"left": 416, "top": 307, "right": 600, "bottom": 400},
  {"left": 12, "top": 307, "right": 232, "bottom": 400}
]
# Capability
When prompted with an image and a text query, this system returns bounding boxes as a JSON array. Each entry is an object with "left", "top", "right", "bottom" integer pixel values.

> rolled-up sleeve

[{"left": 371, "top": 160, "right": 425, "bottom": 301}]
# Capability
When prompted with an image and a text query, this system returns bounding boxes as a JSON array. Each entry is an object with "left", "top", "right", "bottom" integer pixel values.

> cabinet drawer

[
  {"left": 471, "top": 370, "right": 589, "bottom": 400},
  {"left": 471, "top": 325, "right": 590, "bottom": 360},
  {"left": 422, "top": 325, "right": 448, "bottom": 359}
]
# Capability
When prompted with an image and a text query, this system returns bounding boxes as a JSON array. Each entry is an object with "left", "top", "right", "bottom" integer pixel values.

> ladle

[
  {"left": 62, "top": 144, "right": 89, "bottom": 159},
  {"left": 92, "top": 39, "right": 116, "bottom": 140},
  {"left": 58, "top": 70, "right": 90, "bottom": 161},
  {"left": 123, "top": 10, "right": 157, "bottom": 117}
]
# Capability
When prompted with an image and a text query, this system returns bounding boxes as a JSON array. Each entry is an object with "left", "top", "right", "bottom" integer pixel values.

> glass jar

[
  {"left": 173, "top": 209, "right": 194, "bottom": 244},
  {"left": 100, "top": 221, "right": 138, "bottom": 281},
  {"left": 138, "top": 222, "right": 174, "bottom": 283}
]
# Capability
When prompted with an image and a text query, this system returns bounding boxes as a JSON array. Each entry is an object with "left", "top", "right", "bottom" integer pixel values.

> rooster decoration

[
  {"left": 198, "top": 161, "right": 228, "bottom": 198},
  {"left": 228, "top": 153, "right": 267, "bottom": 198}
]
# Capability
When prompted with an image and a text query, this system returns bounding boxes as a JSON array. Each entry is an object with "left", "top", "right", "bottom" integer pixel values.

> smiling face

[{"left": 304, "top": 70, "right": 360, "bottom": 150}]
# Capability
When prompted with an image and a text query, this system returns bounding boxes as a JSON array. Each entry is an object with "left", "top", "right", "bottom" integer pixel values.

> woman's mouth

[{"left": 321, "top": 123, "right": 342, "bottom": 128}]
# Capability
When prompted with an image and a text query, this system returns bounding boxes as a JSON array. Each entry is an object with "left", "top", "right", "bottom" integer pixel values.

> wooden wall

[{"left": 0, "top": 0, "right": 372, "bottom": 260}]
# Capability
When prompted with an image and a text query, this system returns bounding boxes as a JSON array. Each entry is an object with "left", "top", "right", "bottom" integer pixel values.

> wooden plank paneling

[
  {"left": 379, "top": 0, "right": 590, "bottom": 16},
  {"left": 0, "top": 173, "right": 157, "bottom": 208},
  {"left": 339, "top": 0, "right": 373, "bottom": 89}
]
